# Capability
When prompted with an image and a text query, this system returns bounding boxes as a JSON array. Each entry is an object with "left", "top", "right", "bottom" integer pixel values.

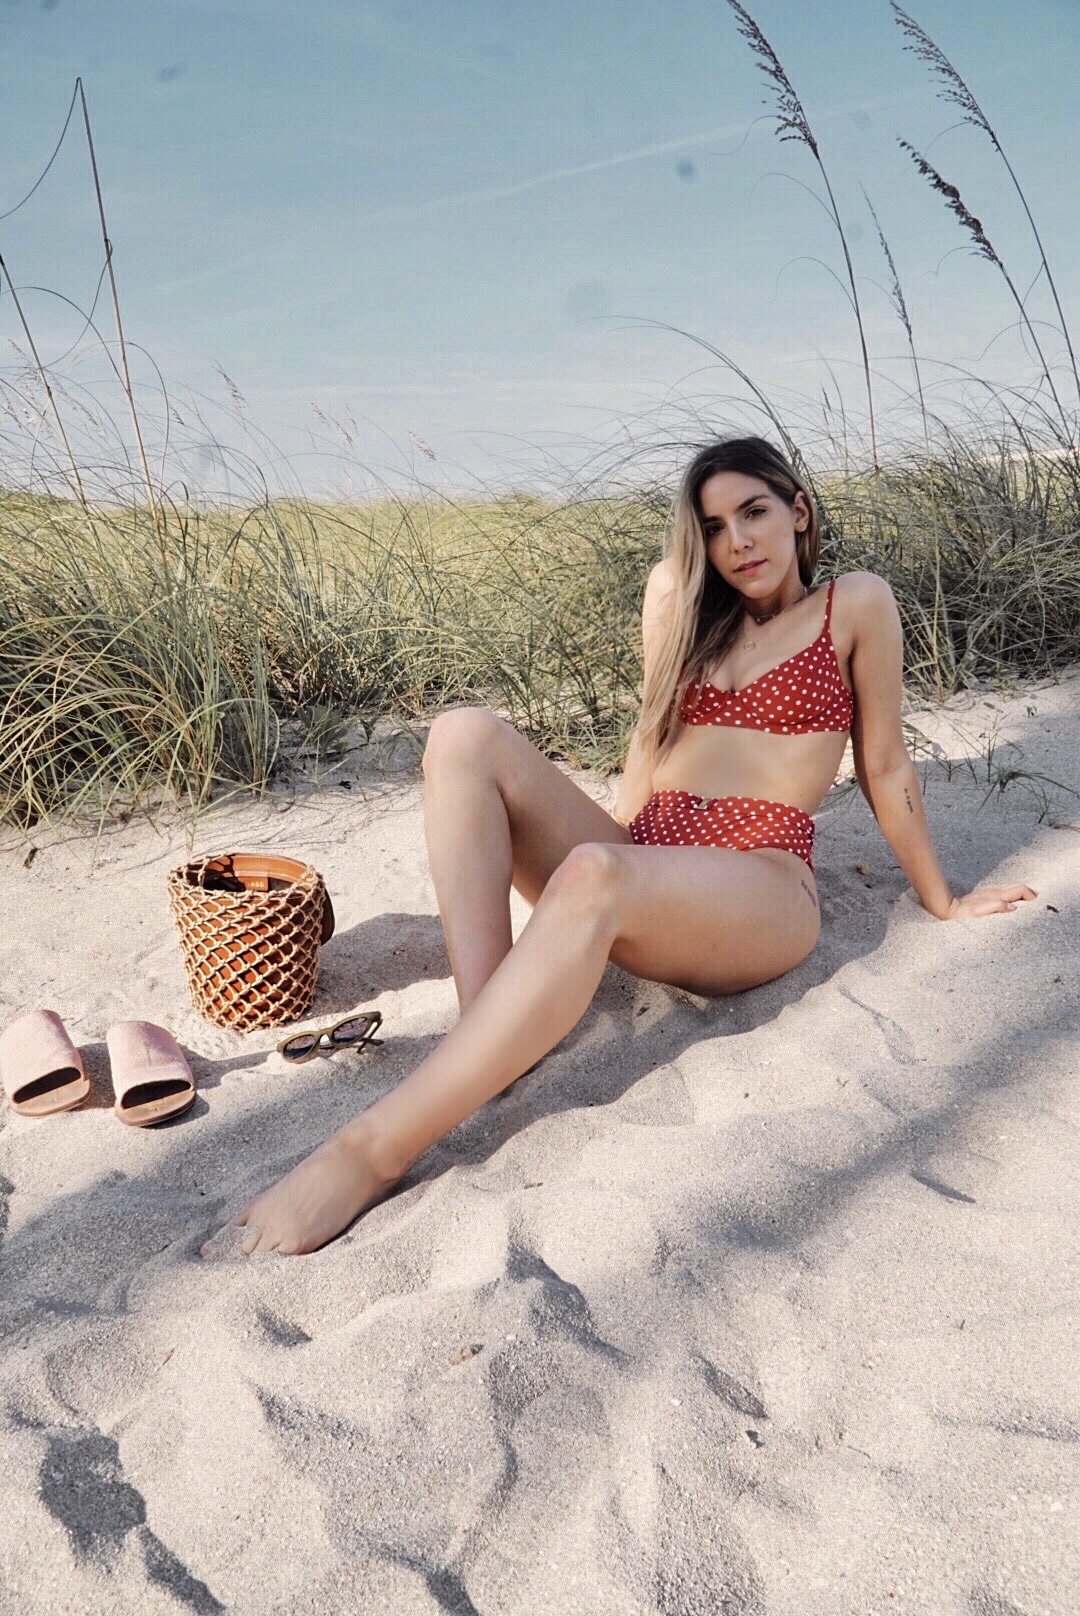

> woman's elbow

[{"left": 863, "top": 751, "right": 914, "bottom": 784}]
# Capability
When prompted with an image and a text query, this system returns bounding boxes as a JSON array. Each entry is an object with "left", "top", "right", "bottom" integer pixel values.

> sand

[{"left": 0, "top": 673, "right": 1077, "bottom": 1616}]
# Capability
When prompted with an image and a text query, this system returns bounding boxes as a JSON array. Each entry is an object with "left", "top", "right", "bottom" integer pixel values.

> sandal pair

[{"left": 0, "top": 1010, "right": 196, "bottom": 1127}]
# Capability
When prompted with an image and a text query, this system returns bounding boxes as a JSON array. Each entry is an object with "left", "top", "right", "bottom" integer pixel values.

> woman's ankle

[{"left": 339, "top": 1107, "right": 413, "bottom": 1187}]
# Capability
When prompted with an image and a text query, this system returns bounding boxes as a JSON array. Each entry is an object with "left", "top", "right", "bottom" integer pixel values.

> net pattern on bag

[{"left": 167, "top": 854, "right": 329, "bottom": 1031}]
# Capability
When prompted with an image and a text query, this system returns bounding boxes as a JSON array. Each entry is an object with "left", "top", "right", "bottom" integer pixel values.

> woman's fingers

[
  {"left": 959, "top": 881, "right": 1040, "bottom": 918},
  {"left": 988, "top": 883, "right": 1038, "bottom": 910}
]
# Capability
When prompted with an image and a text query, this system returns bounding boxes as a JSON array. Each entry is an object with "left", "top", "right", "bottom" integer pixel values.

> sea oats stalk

[
  {"left": 862, "top": 190, "right": 928, "bottom": 447},
  {"left": 77, "top": 78, "right": 167, "bottom": 568},
  {"left": 892, "top": 2, "right": 1080, "bottom": 417},
  {"left": 861, "top": 189, "right": 957, "bottom": 688},
  {"left": 0, "top": 255, "right": 87, "bottom": 507},
  {"left": 897, "top": 140, "right": 1068, "bottom": 433},
  {"left": 723, "top": 0, "right": 880, "bottom": 471}
]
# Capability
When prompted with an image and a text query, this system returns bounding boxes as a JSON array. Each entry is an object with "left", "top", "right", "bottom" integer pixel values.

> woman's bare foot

[{"left": 203, "top": 1118, "right": 402, "bottom": 1257}]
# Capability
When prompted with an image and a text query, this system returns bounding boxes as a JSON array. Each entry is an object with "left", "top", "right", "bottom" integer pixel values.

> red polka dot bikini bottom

[{"left": 629, "top": 790, "right": 816, "bottom": 873}]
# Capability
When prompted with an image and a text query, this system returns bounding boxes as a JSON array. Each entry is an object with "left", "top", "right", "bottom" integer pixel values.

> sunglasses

[{"left": 276, "top": 1010, "right": 383, "bottom": 1065}]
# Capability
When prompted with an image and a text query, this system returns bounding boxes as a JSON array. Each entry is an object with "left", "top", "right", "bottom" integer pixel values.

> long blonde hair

[{"left": 637, "top": 437, "right": 821, "bottom": 769}]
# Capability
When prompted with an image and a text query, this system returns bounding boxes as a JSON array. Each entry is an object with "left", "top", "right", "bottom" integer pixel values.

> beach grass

[{"left": 2, "top": 423, "right": 1078, "bottom": 832}]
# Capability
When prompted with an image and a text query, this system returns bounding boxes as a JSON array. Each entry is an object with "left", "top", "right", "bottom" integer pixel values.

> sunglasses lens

[
  {"left": 330, "top": 1016, "right": 375, "bottom": 1045},
  {"left": 281, "top": 1033, "right": 319, "bottom": 1060}
]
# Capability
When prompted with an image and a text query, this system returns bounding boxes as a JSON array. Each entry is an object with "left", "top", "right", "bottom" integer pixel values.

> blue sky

[{"left": 1, "top": 0, "right": 1076, "bottom": 495}]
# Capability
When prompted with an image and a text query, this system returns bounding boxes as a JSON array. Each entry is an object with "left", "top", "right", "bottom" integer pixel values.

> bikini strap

[{"left": 823, "top": 576, "right": 836, "bottom": 633}]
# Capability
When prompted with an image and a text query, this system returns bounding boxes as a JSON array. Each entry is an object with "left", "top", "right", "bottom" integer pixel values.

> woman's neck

[{"left": 743, "top": 579, "right": 808, "bottom": 625}]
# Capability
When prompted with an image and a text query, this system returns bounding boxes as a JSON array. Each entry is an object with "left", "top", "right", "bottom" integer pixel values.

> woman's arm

[
  {"left": 613, "top": 559, "right": 678, "bottom": 826},
  {"left": 847, "top": 573, "right": 1036, "bottom": 919}
]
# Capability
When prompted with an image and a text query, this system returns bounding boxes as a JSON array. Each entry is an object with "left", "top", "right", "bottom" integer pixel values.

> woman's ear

[{"left": 793, "top": 491, "right": 811, "bottom": 533}]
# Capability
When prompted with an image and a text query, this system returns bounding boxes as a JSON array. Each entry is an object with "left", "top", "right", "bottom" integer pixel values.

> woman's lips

[{"left": 736, "top": 560, "right": 765, "bottom": 574}]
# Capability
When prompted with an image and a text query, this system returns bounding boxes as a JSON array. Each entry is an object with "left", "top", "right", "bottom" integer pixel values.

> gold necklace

[{"left": 741, "top": 585, "right": 809, "bottom": 650}]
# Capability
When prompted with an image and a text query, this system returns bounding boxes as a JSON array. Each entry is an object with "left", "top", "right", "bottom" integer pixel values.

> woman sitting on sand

[{"left": 217, "top": 436, "right": 1036, "bottom": 1256}]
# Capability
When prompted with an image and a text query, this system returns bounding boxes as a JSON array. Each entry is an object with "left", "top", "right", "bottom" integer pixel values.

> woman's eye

[{"left": 748, "top": 506, "right": 765, "bottom": 517}]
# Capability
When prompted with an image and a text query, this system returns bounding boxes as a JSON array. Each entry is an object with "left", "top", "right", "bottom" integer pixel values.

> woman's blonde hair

[{"left": 636, "top": 436, "right": 821, "bottom": 768}]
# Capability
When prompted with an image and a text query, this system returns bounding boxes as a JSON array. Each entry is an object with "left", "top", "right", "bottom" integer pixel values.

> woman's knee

[
  {"left": 544, "top": 841, "right": 624, "bottom": 923},
  {"left": 422, "top": 707, "right": 508, "bottom": 776}
]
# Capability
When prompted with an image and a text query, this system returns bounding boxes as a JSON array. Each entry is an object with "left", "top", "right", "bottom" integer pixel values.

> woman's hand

[{"left": 942, "top": 883, "right": 1039, "bottom": 920}]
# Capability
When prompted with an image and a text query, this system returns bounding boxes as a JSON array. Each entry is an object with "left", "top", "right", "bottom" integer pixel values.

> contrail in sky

[{"left": 392, "top": 121, "right": 754, "bottom": 213}]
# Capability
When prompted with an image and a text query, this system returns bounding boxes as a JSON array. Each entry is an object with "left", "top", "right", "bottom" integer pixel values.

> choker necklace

[{"left": 742, "top": 584, "right": 808, "bottom": 649}]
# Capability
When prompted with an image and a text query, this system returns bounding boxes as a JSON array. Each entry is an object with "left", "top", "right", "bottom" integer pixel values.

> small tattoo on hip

[{"left": 800, "top": 877, "right": 818, "bottom": 909}]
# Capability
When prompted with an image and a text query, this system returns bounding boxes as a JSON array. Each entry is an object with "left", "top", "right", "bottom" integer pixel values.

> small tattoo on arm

[
  {"left": 904, "top": 787, "right": 914, "bottom": 814},
  {"left": 800, "top": 877, "right": 818, "bottom": 909}
]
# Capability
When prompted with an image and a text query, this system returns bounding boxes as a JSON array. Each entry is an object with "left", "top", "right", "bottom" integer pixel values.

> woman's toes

[
  {"left": 241, "top": 1224, "right": 264, "bottom": 1255},
  {"left": 199, "top": 1222, "right": 252, "bottom": 1260}
]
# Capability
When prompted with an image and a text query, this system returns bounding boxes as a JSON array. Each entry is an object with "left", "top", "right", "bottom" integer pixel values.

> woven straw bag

[{"left": 167, "top": 853, "right": 335, "bottom": 1031}]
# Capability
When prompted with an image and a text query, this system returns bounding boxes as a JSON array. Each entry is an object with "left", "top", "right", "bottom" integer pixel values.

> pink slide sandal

[
  {"left": 0, "top": 1009, "right": 91, "bottom": 1116},
  {"left": 106, "top": 1021, "right": 196, "bottom": 1127}
]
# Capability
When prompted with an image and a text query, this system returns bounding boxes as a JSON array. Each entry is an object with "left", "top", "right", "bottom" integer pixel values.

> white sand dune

[{"left": 0, "top": 673, "right": 1077, "bottom": 1615}]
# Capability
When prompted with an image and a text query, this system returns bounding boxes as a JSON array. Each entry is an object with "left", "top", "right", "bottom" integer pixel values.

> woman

[{"left": 218, "top": 436, "right": 1036, "bottom": 1256}]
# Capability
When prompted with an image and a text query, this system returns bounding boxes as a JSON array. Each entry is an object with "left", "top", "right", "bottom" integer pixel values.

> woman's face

[{"left": 698, "top": 471, "right": 809, "bottom": 597}]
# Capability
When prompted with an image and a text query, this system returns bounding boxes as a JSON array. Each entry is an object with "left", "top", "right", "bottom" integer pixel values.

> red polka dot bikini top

[{"left": 679, "top": 576, "right": 853, "bottom": 735}]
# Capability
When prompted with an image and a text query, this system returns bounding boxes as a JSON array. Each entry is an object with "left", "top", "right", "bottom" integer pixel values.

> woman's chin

[{"left": 729, "top": 566, "right": 769, "bottom": 592}]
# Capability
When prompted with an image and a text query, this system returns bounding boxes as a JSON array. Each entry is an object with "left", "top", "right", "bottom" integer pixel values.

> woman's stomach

[{"left": 649, "top": 723, "right": 848, "bottom": 815}]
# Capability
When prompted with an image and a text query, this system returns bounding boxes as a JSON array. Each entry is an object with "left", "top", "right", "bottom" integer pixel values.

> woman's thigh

[
  {"left": 427, "top": 708, "right": 633, "bottom": 902},
  {"left": 607, "top": 843, "right": 820, "bottom": 995}
]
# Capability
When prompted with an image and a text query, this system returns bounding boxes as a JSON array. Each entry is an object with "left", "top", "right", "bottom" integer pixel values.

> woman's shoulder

[
  {"left": 830, "top": 570, "right": 899, "bottom": 626},
  {"left": 830, "top": 569, "right": 895, "bottom": 603},
  {"left": 645, "top": 555, "right": 678, "bottom": 596},
  {"left": 641, "top": 556, "right": 678, "bottom": 621}
]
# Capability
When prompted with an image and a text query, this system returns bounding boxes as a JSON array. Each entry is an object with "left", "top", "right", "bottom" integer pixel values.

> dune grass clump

[
  {"left": 0, "top": 488, "right": 661, "bottom": 828},
  {"left": 1, "top": 428, "right": 1077, "bottom": 833},
  {"left": 821, "top": 430, "right": 1080, "bottom": 698},
  {"left": 0, "top": 500, "right": 273, "bottom": 826}
]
